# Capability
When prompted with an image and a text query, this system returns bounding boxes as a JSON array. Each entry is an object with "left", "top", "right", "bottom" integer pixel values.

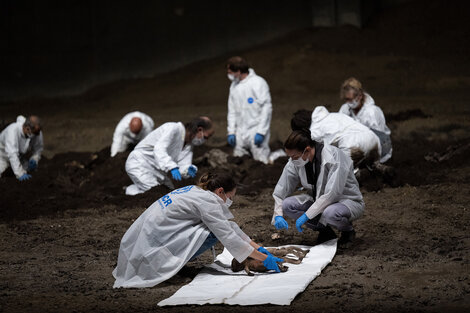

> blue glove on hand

[
  {"left": 262, "top": 254, "right": 284, "bottom": 273},
  {"left": 296, "top": 213, "right": 309, "bottom": 233},
  {"left": 257, "top": 246, "right": 273, "bottom": 257},
  {"left": 254, "top": 133, "right": 264, "bottom": 147},
  {"left": 28, "top": 159, "right": 37, "bottom": 171},
  {"left": 227, "top": 134, "right": 236, "bottom": 147},
  {"left": 274, "top": 216, "right": 289, "bottom": 230},
  {"left": 19, "top": 174, "right": 32, "bottom": 181},
  {"left": 170, "top": 168, "right": 182, "bottom": 181},
  {"left": 188, "top": 165, "right": 197, "bottom": 178}
]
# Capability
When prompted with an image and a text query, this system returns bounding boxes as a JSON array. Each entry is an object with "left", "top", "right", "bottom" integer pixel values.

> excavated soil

[{"left": 1, "top": 1, "right": 469, "bottom": 312}]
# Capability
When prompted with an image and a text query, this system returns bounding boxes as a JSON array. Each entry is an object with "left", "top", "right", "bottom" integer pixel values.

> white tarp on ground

[{"left": 158, "top": 239, "right": 337, "bottom": 306}]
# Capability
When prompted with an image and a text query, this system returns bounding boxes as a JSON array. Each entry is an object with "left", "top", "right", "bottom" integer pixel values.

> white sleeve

[
  {"left": 177, "top": 146, "right": 194, "bottom": 178},
  {"left": 30, "top": 132, "right": 43, "bottom": 163},
  {"left": 197, "top": 199, "right": 254, "bottom": 262},
  {"left": 305, "top": 159, "right": 349, "bottom": 219},
  {"left": 5, "top": 130, "right": 25, "bottom": 178},
  {"left": 110, "top": 121, "right": 127, "bottom": 157},
  {"left": 227, "top": 90, "right": 237, "bottom": 135},
  {"left": 153, "top": 126, "right": 179, "bottom": 172},
  {"left": 229, "top": 221, "right": 251, "bottom": 243},
  {"left": 339, "top": 104, "right": 351, "bottom": 116},
  {"left": 272, "top": 162, "right": 300, "bottom": 223},
  {"left": 255, "top": 80, "right": 272, "bottom": 136},
  {"left": 367, "top": 107, "right": 388, "bottom": 133}
]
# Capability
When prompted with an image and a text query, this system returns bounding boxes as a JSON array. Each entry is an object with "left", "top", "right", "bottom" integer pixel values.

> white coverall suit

[
  {"left": 125, "top": 122, "right": 195, "bottom": 195},
  {"left": 272, "top": 143, "right": 364, "bottom": 228},
  {"left": 113, "top": 185, "right": 254, "bottom": 288},
  {"left": 339, "top": 93, "right": 392, "bottom": 163},
  {"left": 227, "top": 68, "right": 273, "bottom": 164},
  {"left": 0, "top": 116, "right": 44, "bottom": 178},
  {"left": 110, "top": 111, "right": 154, "bottom": 157},
  {"left": 310, "top": 106, "right": 381, "bottom": 165}
]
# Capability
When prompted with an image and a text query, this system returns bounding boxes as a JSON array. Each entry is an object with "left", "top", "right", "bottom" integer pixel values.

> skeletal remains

[{"left": 231, "top": 246, "right": 310, "bottom": 276}]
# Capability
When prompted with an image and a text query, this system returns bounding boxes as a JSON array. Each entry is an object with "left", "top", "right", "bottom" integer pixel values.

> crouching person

[
  {"left": 0, "top": 115, "right": 43, "bottom": 180},
  {"left": 271, "top": 130, "right": 364, "bottom": 249},
  {"left": 113, "top": 172, "right": 283, "bottom": 288}
]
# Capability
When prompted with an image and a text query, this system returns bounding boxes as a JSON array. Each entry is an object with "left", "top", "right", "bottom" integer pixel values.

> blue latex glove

[
  {"left": 18, "top": 174, "right": 32, "bottom": 181},
  {"left": 254, "top": 133, "right": 264, "bottom": 147},
  {"left": 170, "top": 168, "right": 182, "bottom": 181},
  {"left": 257, "top": 246, "right": 273, "bottom": 257},
  {"left": 227, "top": 134, "right": 236, "bottom": 147},
  {"left": 188, "top": 165, "right": 197, "bottom": 178},
  {"left": 274, "top": 216, "right": 289, "bottom": 230},
  {"left": 262, "top": 254, "right": 284, "bottom": 273},
  {"left": 28, "top": 159, "right": 37, "bottom": 171},
  {"left": 296, "top": 213, "right": 309, "bottom": 233}
]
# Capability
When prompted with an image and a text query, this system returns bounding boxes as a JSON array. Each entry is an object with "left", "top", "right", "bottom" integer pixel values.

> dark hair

[
  {"left": 291, "top": 109, "right": 312, "bottom": 131},
  {"left": 24, "top": 115, "right": 41, "bottom": 129},
  {"left": 226, "top": 56, "right": 249, "bottom": 73},
  {"left": 198, "top": 172, "right": 237, "bottom": 192},
  {"left": 185, "top": 116, "right": 213, "bottom": 135},
  {"left": 284, "top": 130, "right": 316, "bottom": 151}
]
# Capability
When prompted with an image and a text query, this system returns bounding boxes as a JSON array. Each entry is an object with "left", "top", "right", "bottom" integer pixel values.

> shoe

[
  {"left": 338, "top": 230, "right": 356, "bottom": 249},
  {"left": 316, "top": 226, "right": 337, "bottom": 245}
]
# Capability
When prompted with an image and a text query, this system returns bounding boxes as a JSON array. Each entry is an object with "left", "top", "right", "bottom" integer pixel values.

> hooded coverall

[
  {"left": 339, "top": 93, "right": 392, "bottom": 163},
  {"left": 110, "top": 111, "right": 154, "bottom": 157},
  {"left": 0, "top": 116, "right": 43, "bottom": 178},
  {"left": 113, "top": 185, "right": 254, "bottom": 288}
]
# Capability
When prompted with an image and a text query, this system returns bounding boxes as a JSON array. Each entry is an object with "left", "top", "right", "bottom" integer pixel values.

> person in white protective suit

[
  {"left": 226, "top": 56, "right": 285, "bottom": 164},
  {"left": 113, "top": 172, "right": 284, "bottom": 288},
  {"left": 338, "top": 77, "right": 392, "bottom": 163},
  {"left": 110, "top": 111, "right": 154, "bottom": 157},
  {"left": 125, "top": 116, "right": 214, "bottom": 195},
  {"left": 291, "top": 107, "right": 381, "bottom": 168},
  {"left": 271, "top": 130, "right": 364, "bottom": 249},
  {"left": 0, "top": 115, "right": 43, "bottom": 181}
]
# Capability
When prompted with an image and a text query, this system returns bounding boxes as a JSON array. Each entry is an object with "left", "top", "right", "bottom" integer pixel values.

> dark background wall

[{"left": 1, "top": 0, "right": 408, "bottom": 101}]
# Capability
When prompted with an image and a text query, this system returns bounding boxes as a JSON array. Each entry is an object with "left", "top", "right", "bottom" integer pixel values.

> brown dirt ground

[{"left": 1, "top": 1, "right": 469, "bottom": 312}]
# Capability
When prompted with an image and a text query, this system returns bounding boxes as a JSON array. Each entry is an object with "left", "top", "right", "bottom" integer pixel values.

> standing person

[
  {"left": 226, "top": 56, "right": 284, "bottom": 164},
  {"left": 113, "top": 172, "right": 283, "bottom": 288},
  {"left": 271, "top": 130, "right": 364, "bottom": 248},
  {"left": 125, "top": 116, "right": 213, "bottom": 195},
  {"left": 339, "top": 77, "right": 392, "bottom": 163},
  {"left": 110, "top": 111, "right": 154, "bottom": 157},
  {"left": 0, "top": 115, "right": 43, "bottom": 180},
  {"left": 291, "top": 106, "right": 381, "bottom": 168}
]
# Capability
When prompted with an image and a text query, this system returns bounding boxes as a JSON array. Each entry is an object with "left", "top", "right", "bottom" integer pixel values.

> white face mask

[
  {"left": 223, "top": 191, "right": 233, "bottom": 208},
  {"left": 192, "top": 131, "right": 206, "bottom": 146},
  {"left": 347, "top": 99, "right": 360, "bottom": 109},
  {"left": 192, "top": 136, "right": 205, "bottom": 146},
  {"left": 291, "top": 149, "right": 309, "bottom": 167},
  {"left": 227, "top": 73, "right": 238, "bottom": 82}
]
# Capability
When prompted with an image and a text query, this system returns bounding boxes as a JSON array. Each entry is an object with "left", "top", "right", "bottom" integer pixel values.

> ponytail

[{"left": 198, "top": 172, "right": 237, "bottom": 192}]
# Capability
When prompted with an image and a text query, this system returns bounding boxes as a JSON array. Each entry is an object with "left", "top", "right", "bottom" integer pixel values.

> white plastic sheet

[{"left": 158, "top": 239, "right": 337, "bottom": 306}]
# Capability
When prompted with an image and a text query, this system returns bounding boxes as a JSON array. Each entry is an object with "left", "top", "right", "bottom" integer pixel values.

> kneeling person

[
  {"left": 125, "top": 116, "right": 212, "bottom": 195},
  {"left": 271, "top": 130, "right": 364, "bottom": 248},
  {"left": 113, "top": 172, "right": 283, "bottom": 288},
  {"left": 110, "top": 111, "right": 154, "bottom": 157},
  {"left": 0, "top": 115, "right": 43, "bottom": 180}
]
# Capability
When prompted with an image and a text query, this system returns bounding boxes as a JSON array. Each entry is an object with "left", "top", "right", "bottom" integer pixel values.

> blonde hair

[{"left": 340, "top": 77, "right": 364, "bottom": 101}]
